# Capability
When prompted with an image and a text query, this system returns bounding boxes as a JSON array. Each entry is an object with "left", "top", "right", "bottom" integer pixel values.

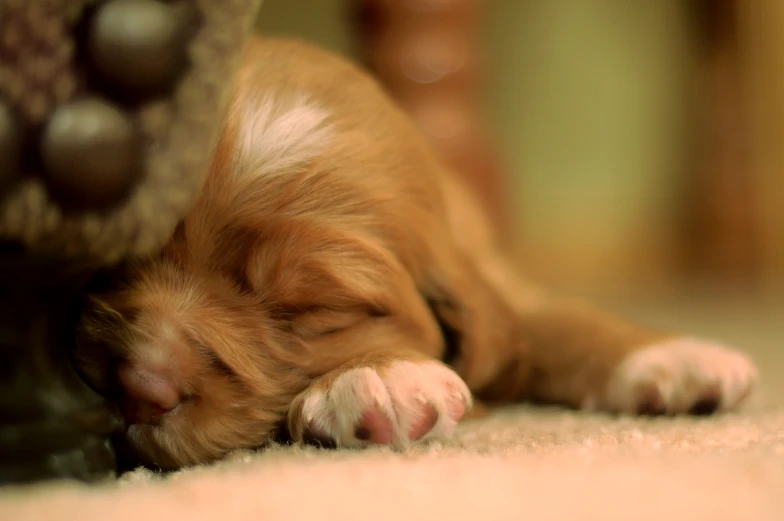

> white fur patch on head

[{"left": 232, "top": 92, "right": 333, "bottom": 179}]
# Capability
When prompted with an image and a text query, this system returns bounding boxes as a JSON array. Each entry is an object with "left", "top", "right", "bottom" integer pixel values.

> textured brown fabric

[{"left": 0, "top": 0, "right": 262, "bottom": 262}]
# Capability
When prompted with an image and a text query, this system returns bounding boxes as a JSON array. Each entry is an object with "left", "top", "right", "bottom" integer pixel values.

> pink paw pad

[
  {"left": 297, "top": 361, "right": 472, "bottom": 448},
  {"left": 354, "top": 407, "right": 394, "bottom": 444},
  {"left": 407, "top": 403, "right": 438, "bottom": 441}
]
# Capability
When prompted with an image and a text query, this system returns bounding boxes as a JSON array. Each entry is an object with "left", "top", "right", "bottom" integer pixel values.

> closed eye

[
  {"left": 290, "top": 306, "right": 370, "bottom": 337},
  {"left": 204, "top": 350, "right": 237, "bottom": 378},
  {"left": 189, "top": 335, "right": 238, "bottom": 378}
]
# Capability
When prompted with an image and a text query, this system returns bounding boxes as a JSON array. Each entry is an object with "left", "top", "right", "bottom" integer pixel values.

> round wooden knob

[
  {"left": 87, "top": 0, "right": 189, "bottom": 95},
  {"left": 40, "top": 98, "right": 141, "bottom": 210}
]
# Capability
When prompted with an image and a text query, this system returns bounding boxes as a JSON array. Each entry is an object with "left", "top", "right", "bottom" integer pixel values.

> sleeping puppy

[{"left": 73, "top": 37, "right": 757, "bottom": 470}]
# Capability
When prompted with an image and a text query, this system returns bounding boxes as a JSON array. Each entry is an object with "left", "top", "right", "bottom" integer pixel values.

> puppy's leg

[
  {"left": 436, "top": 164, "right": 757, "bottom": 416},
  {"left": 508, "top": 296, "right": 757, "bottom": 415},
  {"left": 287, "top": 350, "right": 471, "bottom": 448}
]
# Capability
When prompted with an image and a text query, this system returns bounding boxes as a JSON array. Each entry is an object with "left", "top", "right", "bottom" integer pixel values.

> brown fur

[{"left": 74, "top": 37, "right": 734, "bottom": 470}]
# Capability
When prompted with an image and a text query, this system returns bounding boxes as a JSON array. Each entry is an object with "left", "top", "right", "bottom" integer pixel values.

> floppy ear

[
  {"left": 244, "top": 221, "right": 405, "bottom": 310},
  {"left": 242, "top": 220, "right": 429, "bottom": 330}
]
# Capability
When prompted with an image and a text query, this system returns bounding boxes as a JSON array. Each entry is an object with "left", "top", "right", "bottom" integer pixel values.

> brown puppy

[{"left": 74, "top": 37, "right": 757, "bottom": 470}]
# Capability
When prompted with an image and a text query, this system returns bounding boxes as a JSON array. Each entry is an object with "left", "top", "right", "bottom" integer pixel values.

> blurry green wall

[
  {"left": 256, "top": 0, "right": 354, "bottom": 58},
  {"left": 483, "top": 1, "right": 694, "bottom": 292},
  {"left": 256, "top": 0, "right": 697, "bottom": 293}
]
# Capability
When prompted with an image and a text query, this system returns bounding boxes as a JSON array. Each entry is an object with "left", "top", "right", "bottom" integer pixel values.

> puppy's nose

[{"left": 117, "top": 363, "right": 181, "bottom": 425}]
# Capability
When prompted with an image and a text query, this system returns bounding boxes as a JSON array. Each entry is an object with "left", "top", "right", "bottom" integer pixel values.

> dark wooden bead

[
  {"left": 87, "top": 0, "right": 189, "bottom": 95},
  {"left": 0, "top": 102, "right": 22, "bottom": 196},
  {"left": 40, "top": 98, "right": 141, "bottom": 211}
]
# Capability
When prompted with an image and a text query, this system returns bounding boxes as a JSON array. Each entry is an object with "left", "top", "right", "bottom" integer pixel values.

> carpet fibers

[{"left": 2, "top": 294, "right": 783, "bottom": 520}]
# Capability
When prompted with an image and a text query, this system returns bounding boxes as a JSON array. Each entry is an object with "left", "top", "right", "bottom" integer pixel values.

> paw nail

[{"left": 355, "top": 408, "right": 394, "bottom": 445}]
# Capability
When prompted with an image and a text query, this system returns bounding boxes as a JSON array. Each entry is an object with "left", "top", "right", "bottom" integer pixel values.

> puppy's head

[
  {"left": 74, "top": 205, "right": 408, "bottom": 469},
  {"left": 74, "top": 249, "right": 310, "bottom": 469}
]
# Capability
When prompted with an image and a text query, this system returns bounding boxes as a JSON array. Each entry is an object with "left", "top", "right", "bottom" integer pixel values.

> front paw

[
  {"left": 288, "top": 360, "right": 471, "bottom": 448},
  {"left": 602, "top": 337, "right": 757, "bottom": 415}
]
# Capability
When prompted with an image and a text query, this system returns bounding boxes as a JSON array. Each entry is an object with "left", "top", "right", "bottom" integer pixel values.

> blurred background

[{"left": 255, "top": 0, "right": 784, "bottom": 310}]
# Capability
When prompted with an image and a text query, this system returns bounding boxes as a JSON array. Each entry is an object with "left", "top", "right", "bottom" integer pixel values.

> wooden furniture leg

[
  {"left": 679, "top": 0, "right": 763, "bottom": 287},
  {"left": 736, "top": 0, "right": 784, "bottom": 291},
  {"left": 352, "top": 0, "right": 510, "bottom": 239}
]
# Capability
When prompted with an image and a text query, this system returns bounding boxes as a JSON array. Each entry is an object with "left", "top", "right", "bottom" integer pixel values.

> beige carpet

[{"left": 2, "top": 293, "right": 783, "bottom": 521}]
